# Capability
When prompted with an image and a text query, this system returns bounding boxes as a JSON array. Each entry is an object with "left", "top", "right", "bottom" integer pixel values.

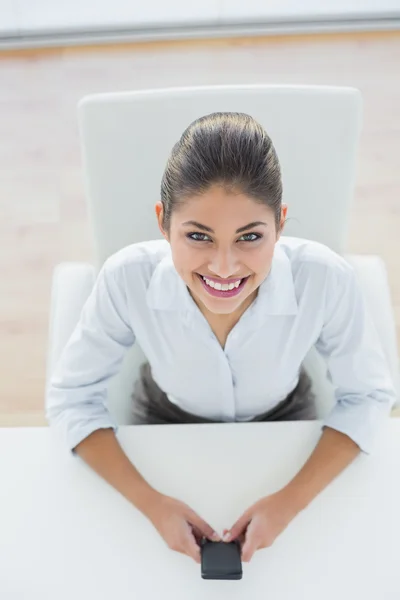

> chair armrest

[
  {"left": 345, "top": 254, "right": 400, "bottom": 403},
  {"left": 46, "top": 262, "right": 95, "bottom": 385}
]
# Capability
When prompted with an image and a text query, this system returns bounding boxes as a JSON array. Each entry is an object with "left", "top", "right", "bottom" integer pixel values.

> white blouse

[{"left": 46, "top": 236, "right": 396, "bottom": 454}]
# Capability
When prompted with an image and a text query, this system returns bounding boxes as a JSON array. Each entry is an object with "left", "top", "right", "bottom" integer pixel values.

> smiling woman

[{"left": 46, "top": 111, "right": 397, "bottom": 567}]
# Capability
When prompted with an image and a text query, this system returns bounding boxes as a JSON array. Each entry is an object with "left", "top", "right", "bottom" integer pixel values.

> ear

[
  {"left": 155, "top": 202, "right": 169, "bottom": 240},
  {"left": 276, "top": 204, "right": 288, "bottom": 241}
]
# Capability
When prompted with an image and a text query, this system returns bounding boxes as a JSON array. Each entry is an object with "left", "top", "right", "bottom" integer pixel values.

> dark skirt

[{"left": 131, "top": 362, "right": 317, "bottom": 425}]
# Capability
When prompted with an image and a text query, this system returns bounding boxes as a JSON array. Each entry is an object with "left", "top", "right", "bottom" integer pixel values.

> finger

[
  {"left": 224, "top": 512, "right": 251, "bottom": 542},
  {"left": 225, "top": 529, "right": 245, "bottom": 546},
  {"left": 223, "top": 528, "right": 246, "bottom": 548},
  {"left": 186, "top": 510, "right": 220, "bottom": 541},
  {"left": 241, "top": 522, "right": 261, "bottom": 562},
  {"left": 241, "top": 538, "right": 258, "bottom": 563},
  {"left": 182, "top": 529, "right": 201, "bottom": 563},
  {"left": 191, "top": 525, "right": 207, "bottom": 546}
]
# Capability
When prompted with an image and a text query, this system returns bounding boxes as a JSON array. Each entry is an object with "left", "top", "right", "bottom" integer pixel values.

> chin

[
  {"left": 204, "top": 303, "right": 238, "bottom": 315},
  {"left": 202, "top": 296, "right": 247, "bottom": 315}
]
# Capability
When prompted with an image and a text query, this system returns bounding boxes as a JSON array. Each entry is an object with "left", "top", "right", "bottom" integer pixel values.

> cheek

[
  {"left": 248, "top": 245, "right": 274, "bottom": 274},
  {"left": 171, "top": 242, "right": 200, "bottom": 277}
]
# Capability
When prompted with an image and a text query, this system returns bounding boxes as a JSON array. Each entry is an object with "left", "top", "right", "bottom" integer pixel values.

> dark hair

[{"left": 160, "top": 112, "right": 283, "bottom": 232}]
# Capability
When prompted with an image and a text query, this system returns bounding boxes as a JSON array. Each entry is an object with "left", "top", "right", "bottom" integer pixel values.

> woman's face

[{"left": 156, "top": 185, "right": 287, "bottom": 316}]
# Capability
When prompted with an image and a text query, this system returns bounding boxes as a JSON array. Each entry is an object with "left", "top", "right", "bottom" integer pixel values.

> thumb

[
  {"left": 225, "top": 512, "right": 251, "bottom": 542},
  {"left": 186, "top": 509, "right": 220, "bottom": 542}
]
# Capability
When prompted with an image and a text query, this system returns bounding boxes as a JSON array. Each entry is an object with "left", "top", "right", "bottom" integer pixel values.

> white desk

[{"left": 1, "top": 421, "right": 399, "bottom": 600}]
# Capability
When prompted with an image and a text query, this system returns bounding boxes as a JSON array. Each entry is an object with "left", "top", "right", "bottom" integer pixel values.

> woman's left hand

[{"left": 222, "top": 491, "right": 299, "bottom": 562}]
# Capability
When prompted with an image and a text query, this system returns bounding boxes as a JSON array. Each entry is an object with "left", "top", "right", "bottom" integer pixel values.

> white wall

[
  {"left": 0, "top": 0, "right": 18, "bottom": 33},
  {"left": 1, "top": 0, "right": 399, "bottom": 36},
  {"left": 220, "top": 0, "right": 400, "bottom": 21},
  {"left": 14, "top": 0, "right": 219, "bottom": 32}
]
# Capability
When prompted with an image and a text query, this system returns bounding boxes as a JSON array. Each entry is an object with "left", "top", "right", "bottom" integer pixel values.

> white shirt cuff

[{"left": 322, "top": 395, "right": 393, "bottom": 454}]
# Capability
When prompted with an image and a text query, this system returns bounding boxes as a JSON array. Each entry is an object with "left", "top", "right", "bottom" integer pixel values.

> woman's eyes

[
  {"left": 187, "top": 232, "right": 212, "bottom": 242},
  {"left": 186, "top": 232, "right": 262, "bottom": 243},
  {"left": 239, "top": 233, "right": 262, "bottom": 242},
  {"left": 186, "top": 232, "right": 263, "bottom": 243}
]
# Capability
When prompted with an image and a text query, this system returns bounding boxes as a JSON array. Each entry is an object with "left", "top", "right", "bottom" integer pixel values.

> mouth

[{"left": 196, "top": 273, "right": 250, "bottom": 298}]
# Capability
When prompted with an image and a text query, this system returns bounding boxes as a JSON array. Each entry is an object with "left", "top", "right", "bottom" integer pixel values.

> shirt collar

[
  {"left": 146, "top": 252, "right": 193, "bottom": 311},
  {"left": 146, "top": 240, "right": 298, "bottom": 317}
]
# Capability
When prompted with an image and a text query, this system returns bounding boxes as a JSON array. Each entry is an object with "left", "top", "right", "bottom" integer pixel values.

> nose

[{"left": 208, "top": 248, "right": 240, "bottom": 279}]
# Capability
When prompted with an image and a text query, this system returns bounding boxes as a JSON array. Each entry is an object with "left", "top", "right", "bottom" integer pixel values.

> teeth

[
  {"left": 202, "top": 276, "right": 242, "bottom": 290},
  {"left": 204, "top": 278, "right": 216, "bottom": 289}
]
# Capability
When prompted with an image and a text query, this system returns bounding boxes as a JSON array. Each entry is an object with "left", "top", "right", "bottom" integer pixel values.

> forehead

[{"left": 172, "top": 185, "right": 274, "bottom": 227}]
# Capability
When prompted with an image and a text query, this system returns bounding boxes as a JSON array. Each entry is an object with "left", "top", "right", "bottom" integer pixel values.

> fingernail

[
  {"left": 223, "top": 532, "right": 231, "bottom": 542},
  {"left": 211, "top": 532, "right": 220, "bottom": 542}
]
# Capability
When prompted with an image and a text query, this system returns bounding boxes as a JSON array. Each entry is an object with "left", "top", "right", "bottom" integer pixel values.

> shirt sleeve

[
  {"left": 315, "top": 259, "right": 397, "bottom": 454},
  {"left": 45, "top": 258, "right": 135, "bottom": 452}
]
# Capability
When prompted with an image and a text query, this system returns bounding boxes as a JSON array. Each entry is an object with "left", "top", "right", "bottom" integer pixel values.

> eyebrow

[{"left": 182, "top": 220, "right": 268, "bottom": 234}]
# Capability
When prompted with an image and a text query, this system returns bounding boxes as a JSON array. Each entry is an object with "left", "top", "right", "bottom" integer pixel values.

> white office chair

[{"left": 46, "top": 85, "right": 400, "bottom": 425}]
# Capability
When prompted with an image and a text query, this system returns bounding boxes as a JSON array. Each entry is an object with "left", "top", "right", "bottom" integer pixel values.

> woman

[{"left": 47, "top": 112, "right": 396, "bottom": 565}]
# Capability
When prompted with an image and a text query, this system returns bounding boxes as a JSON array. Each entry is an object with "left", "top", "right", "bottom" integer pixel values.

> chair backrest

[
  {"left": 77, "top": 85, "right": 363, "bottom": 424},
  {"left": 78, "top": 85, "right": 362, "bottom": 270}
]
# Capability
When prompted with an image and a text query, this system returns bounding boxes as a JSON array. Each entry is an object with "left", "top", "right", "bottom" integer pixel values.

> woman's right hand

[{"left": 144, "top": 493, "right": 221, "bottom": 563}]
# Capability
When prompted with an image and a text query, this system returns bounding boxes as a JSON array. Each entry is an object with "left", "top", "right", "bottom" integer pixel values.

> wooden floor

[{"left": 1, "top": 31, "right": 400, "bottom": 426}]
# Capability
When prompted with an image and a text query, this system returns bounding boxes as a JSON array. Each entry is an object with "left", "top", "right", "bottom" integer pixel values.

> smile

[{"left": 196, "top": 273, "right": 250, "bottom": 298}]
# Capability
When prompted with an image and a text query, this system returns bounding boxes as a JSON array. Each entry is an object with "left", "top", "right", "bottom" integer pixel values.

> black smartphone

[{"left": 200, "top": 538, "right": 243, "bottom": 580}]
